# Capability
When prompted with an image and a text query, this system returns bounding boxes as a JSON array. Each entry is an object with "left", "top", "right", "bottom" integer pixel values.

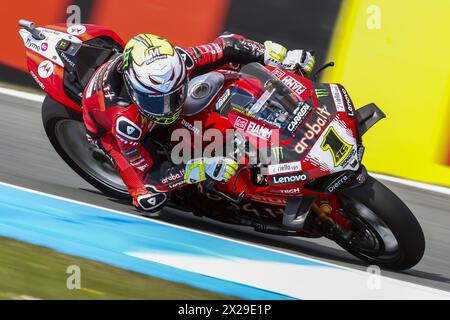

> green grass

[{"left": 0, "top": 236, "right": 236, "bottom": 300}]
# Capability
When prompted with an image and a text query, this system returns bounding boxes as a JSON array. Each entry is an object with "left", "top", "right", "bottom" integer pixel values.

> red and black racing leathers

[{"left": 82, "top": 33, "right": 266, "bottom": 208}]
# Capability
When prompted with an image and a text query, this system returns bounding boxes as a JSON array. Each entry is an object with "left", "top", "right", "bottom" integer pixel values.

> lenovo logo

[{"left": 271, "top": 172, "right": 308, "bottom": 185}]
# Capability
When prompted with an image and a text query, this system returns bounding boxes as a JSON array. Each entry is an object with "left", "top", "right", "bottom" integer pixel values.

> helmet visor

[{"left": 131, "top": 81, "right": 187, "bottom": 124}]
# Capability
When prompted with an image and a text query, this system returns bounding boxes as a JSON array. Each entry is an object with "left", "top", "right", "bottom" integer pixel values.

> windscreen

[{"left": 220, "top": 63, "right": 312, "bottom": 134}]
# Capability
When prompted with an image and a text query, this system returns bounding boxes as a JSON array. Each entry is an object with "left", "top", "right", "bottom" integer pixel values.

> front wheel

[
  {"left": 334, "top": 175, "right": 425, "bottom": 270},
  {"left": 41, "top": 95, "right": 130, "bottom": 200}
]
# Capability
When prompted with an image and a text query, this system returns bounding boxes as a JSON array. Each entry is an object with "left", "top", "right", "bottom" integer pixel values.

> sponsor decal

[
  {"left": 191, "top": 47, "right": 202, "bottom": 60},
  {"left": 294, "top": 106, "right": 331, "bottom": 154},
  {"left": 168, "top": 180, "right": 184, "bottom": 189},
  {"left": 274, "top": 187, "right": 301, "bottom": 194},
  {"left": 115, "top": 135, "right": 139, "bottom": 146},
  {"left": 215, "top": 88, "right": 231, "bottom": 111},
  {"left": 85, "top": 70, "right": 99, "bottom": 99},
  {"left": 357, "top": 145, "right": 365, "bottom": 162},
  {"left": 67, "top": 24, "right": 86, "bottom": 36},
  {"left": 56, "top": 39, "right": 71, "bottom": 51},
  {"left": 315, "top": 88, "right": 329, "bottom": 98},
  {"left": 321, "top": 127, "right": 352, "bottom": 167},
  {"left": 41, "top": 42, "right": 48, "bottom": 51},
  {"left": 339, "top": 149, "right": 357, "bottom": 169},
  {"left": 130, "top": 158, "right": 145, "bottom": 167},
  {"left": 37, "top": 60, "right": 54, "bottom": 79},
  {"left": 340, "top": 87, "right": 355, "bottom": 117},
  {"left": 181, "top": 119, "right": 201, "bottom": 135},
  {"left": 281, "top": 75, "right": 307, "bottom": 96},
  {"left": 232, "top": 116, "right": 274, "bottom": 140},
  {"left": 267, "top": 161, "right": 302, "bottom": 175},
  {"left": 247, "top": 194, "right": 287, "bottom": 205},
  {"left": 271, "top": 68, "right": 286, "bottom": 79},
  {"left": 287, "top": 103, "right": 312, "bottom": 133},
  {"left": 26, "top": 38, "right": 42, "bottom": 52},
  {"left": 271, "top": 146, "right": 284, "bottom": 162},
  {"left": 246, "top": 121, "right": 273, "bottom": 140},
  {"left": 270, "top": 172, "right": 309, "bottom": 185},
  {"left": 30, "top": 70, "right": 45, "bottom": 90},
  {"left": 233, "top": 116, "right": 248, "bottom": 130},
  {"left": 104, "top": 85, "right": 115, "bottom": 101},
  {"left": 241, "top": 39, "right": 264, "bottom": 53},
  {"left": 124, "top": 148, "right": 139, "bottom": 158},
  {"left": 101, "top": 56, "right": 120, "bottom": 86},
  {"left": 136, "top": 164, "right": 149, "bottom": 172},
  {"left": 140, "top": 115, "right": 155, "bottom": 131},
  {"left": 116, "top": 116, "right": 142, "bottom": 141},
  {"left": 41, "top": 28, "right": 60, "bottom": 35},
  {"left": 201, "top": 42, "right": 222, "bottom": 55},
  {"left": 327, "top": 174, "right": 349, "bottom": 192},
  {"left": 147, "top": 47, "right": 161, "bottom": 59},
  {"left": 161, "top": 169, "right": 185, "bottom": 184},
  {"left": 60, "top": 51, "right": 75, "bottom": 68},
  {"left": 175, "top": 47, "right": 194, "bottom": 69},
  {"left": 329, "top": 84, "right": 345, "bottom": 112},
  {"left": 258, "top": 116, "right": 281, "bottom": 128},
  {"left": 232, "top": 107, "right": 257, "bottom": 119}
]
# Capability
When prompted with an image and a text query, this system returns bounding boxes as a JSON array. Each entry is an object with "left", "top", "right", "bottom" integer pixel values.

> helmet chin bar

[{"left": 145, "top": 108, "right": 182, "bottom": 125}]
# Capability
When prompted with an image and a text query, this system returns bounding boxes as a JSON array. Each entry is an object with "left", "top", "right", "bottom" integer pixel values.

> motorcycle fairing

[{"left": 19, "top": 23, "right": 124, "bottom": 110}]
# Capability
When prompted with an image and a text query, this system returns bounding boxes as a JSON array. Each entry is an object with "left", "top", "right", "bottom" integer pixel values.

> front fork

[
  {"left": 311, "top": 192, "right": 353, "bottom": 241},
  {"left": 310, "top": 164, "right": 369, "bottom": 235}
]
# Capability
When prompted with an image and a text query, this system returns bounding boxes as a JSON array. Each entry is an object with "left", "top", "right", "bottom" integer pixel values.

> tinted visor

[{"left": 132, "top": 81, "right": 187, "bottom": 122}]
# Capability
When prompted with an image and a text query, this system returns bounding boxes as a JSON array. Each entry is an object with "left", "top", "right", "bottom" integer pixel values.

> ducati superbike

[{"left": 18, "top": 20, "right": 425, "bottom": 270}]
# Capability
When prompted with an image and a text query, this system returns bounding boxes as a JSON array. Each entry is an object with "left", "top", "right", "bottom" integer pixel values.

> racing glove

[
  {"left": 184, "top": 157, "right": 239, "bottom": 184},
  {"left": 264, "top": 41, "right": 315, "bottom": 74},
  {"left": 131, "top": 186, "right": 168, "bottom": 217}
]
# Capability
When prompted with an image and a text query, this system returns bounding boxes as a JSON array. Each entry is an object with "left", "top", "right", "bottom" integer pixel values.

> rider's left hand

[
  {"left": 284, "top": 50, "right": 315, "bottom": 75},
  {"left": 184, "top": 157, "right": 238, "bottom": 184},
  {"left": 264, "top": 41, "right": 315, "bottom": 75}
]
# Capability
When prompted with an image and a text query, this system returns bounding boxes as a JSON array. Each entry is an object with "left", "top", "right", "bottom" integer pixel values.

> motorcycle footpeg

[
  {"left": 282, "top": 196, "right": 315, "bottom": 231},
  {"left": 205, "top": 181, "right": 245, "bottom": 204}
]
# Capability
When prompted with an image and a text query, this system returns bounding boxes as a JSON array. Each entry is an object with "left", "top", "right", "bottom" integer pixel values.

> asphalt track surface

[{"left": 0, "top": 92, "right": 449, "bottom": 293}]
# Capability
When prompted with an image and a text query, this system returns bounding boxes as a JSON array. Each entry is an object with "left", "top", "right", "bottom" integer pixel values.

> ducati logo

[
  {"left": 67, "top": 25, "right": 86, "bottom": 36},
  {"left": 37, "top": 60, "right": 54, "bottom": 79}
]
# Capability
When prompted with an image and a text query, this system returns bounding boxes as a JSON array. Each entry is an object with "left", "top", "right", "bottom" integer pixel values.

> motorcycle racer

[{"left": 82, "top": 32, "right": 315, "bottom": 216}]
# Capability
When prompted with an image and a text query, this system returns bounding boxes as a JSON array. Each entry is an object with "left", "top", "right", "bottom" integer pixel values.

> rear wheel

[
  {"left": 42, "top": 95, "right": 129, "bottom": 199},
  {"left": 334, "top": 175, "right": 425, "bottom": 270}
]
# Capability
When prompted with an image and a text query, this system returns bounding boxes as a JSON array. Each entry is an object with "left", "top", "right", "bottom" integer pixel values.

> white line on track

[
  {"left": 1, "top": 85, "right": 449, "bottom": 196},
  {"left": 0, "top": 86, "right": 44, "bottom": 103},
  {"left": 1, "top": 179, "right": 450, "bottom": 299},
  {"left": 370, "top": 173, "right": 450, "bottom": 196}
]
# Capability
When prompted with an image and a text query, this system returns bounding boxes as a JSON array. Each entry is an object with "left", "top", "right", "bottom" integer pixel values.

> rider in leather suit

[{"left": 82, "top": 32, "right": 315, "bottom": 216}]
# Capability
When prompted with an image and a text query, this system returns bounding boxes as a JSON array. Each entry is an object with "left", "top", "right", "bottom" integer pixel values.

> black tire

[
  {"left": 41, "top": 95, "right": 130, "bottom": 200},
  {"left": 336, "top": 175, "right": 425, "bottom": 270}
]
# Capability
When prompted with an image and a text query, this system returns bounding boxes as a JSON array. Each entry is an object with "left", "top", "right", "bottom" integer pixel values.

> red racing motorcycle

[{"left": 18, "top": 20, "right": 425, "bottom": 270}]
